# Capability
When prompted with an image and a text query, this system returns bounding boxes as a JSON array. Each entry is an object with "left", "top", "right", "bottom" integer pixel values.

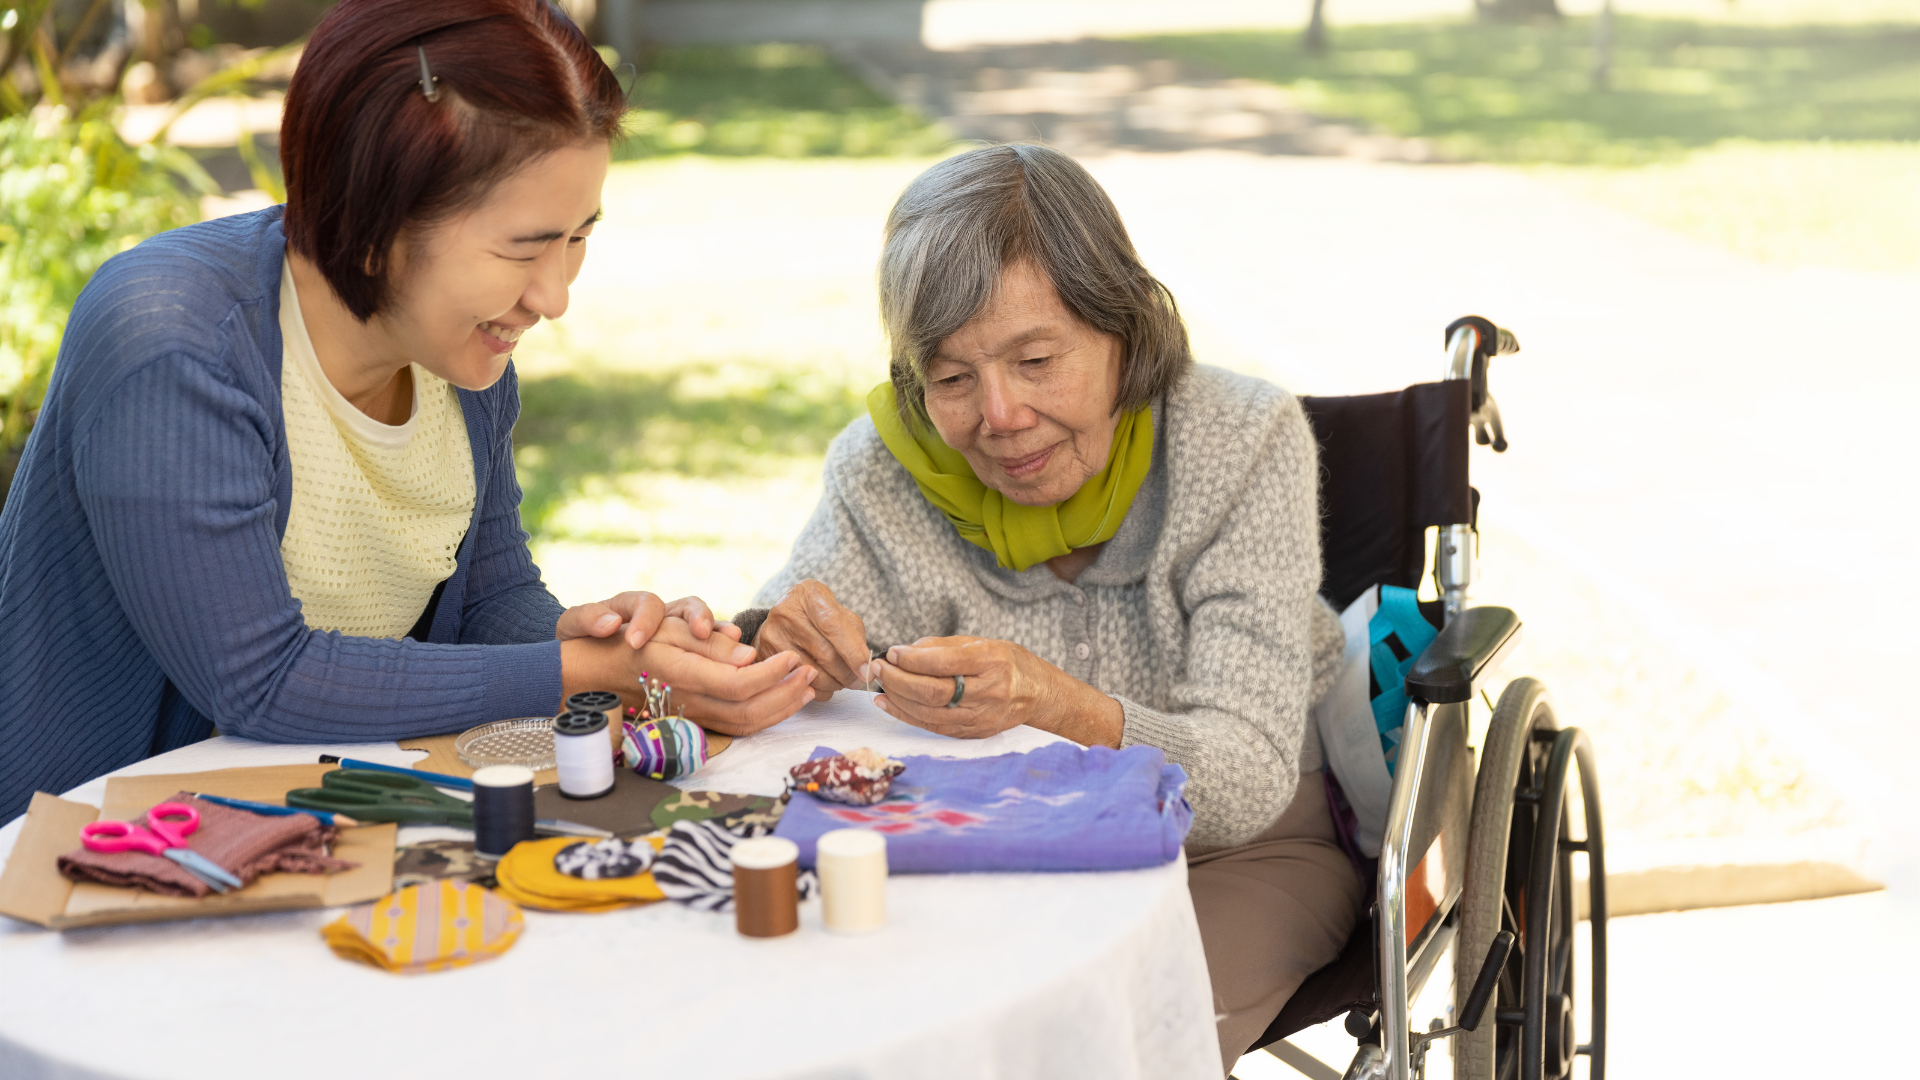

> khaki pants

[{"left": 1188, "top": 772, "right": 1365, "bottom": 1073}]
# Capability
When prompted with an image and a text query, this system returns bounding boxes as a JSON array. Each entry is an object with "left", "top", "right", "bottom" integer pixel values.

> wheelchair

[{"left": 1242, "top": 318, "right": 1607, "bottom": 1080}]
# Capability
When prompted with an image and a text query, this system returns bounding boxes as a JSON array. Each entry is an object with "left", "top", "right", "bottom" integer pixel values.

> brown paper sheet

[{"left": 0, "top": 765, "right": 396, "bottom": 931}]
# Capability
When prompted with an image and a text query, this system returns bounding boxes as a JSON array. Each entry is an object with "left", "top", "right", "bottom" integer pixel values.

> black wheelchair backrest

[{"left": 1301, "top": 381, "right": 1474, "bottom": 612}]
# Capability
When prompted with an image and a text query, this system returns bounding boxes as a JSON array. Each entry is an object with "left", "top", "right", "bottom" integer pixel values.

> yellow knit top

[{"left": 277, "top": 261, "right": 477, "bottom": 639}]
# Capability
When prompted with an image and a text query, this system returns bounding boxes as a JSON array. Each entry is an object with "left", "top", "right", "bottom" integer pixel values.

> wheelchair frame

[{"left": 1257, "top": 321, "right": 1608, "bottom": 1080}]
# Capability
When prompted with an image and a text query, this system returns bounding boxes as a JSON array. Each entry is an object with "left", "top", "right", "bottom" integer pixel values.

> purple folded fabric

[{"left": 773, "top": 742, "right": 1192, "bottom": 872}]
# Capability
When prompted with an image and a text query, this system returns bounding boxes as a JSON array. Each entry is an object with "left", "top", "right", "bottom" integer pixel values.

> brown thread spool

[{"left": 731, "top": 837, "right": 800, "bottom": 938}]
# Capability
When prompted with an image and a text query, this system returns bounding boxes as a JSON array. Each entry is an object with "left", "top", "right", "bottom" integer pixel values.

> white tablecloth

[{"left": 0, "top": 692, "right": 1217, "bottom": 1080}]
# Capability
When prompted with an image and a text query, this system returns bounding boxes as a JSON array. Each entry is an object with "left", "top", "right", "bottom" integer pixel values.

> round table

[{"left": 0, "top": 692, "right": 1217, "bottom": 1080}]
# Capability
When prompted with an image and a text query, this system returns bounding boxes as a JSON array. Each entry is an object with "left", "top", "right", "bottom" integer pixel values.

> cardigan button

[{"left": 1074, "top": 642, "right": 1091, "bottom": 661}]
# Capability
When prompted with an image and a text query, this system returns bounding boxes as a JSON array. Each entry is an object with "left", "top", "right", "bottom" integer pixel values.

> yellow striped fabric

[{"left": 322, "top": 880, "right": 523, "bottom": 974}]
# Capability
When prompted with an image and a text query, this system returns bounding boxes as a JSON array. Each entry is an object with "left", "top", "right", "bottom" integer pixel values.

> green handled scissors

[{"left": 286, "top": 769, "right": 475, "bottom": 827}]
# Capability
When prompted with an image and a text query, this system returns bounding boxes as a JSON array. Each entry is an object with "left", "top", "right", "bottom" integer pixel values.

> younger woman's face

[{"left": 379, "top": 140, "right": 610, "bottom": 389}]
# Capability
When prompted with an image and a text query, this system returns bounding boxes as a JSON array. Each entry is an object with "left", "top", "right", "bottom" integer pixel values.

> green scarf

[{"left": 866, "top": 382, "right": 1154, "bottom": 572}]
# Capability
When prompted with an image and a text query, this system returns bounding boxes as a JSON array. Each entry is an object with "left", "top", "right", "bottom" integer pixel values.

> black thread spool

[
  {"left": 565, "top": 690, "right": 622, "bottom": 717},
  {"left": 552, "top": 709, "right": 615, "bottom": 799},
  {"left": 471, "top": 765, "right": 536, "bottom": 859}
]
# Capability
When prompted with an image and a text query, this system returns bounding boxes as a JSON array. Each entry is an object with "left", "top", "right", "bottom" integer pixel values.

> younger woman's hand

[
  {"left": 633, "top": 618, "right": 816, "bottom": 736},
  {"left": 556, "top": 592, "right": 742, "bottom": 652},
  {"left": 556, "top": 591, "right": 667, "bottom": 649}
]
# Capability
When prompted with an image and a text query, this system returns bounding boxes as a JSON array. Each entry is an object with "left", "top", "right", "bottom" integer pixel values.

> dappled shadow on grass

[
  {"left": 512, "top": 365, "right": 868, "bottom": 539},
  {"left": 615, "top": 44, "right": 951, "bottom": 159},
  {"left": 1135, "top": 17, "right": 1920, "bottom": 163}
]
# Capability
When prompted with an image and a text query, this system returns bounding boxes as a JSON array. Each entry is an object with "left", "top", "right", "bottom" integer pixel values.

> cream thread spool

[
  {"left": 552, "top": 709, "right": 615, "bottom": 799},
  {"left": 816, "top": 828, "right": 887, "bottom": 934},
  {"left": 731, "top": 836, "right": 800, "bottom": 938}
]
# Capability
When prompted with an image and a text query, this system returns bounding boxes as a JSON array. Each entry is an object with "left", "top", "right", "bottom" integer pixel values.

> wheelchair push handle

[{"left": 1443, "top": 315, "right": 1518, "bottom": 453}]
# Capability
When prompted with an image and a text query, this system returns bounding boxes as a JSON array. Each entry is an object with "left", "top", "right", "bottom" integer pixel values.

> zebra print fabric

[{"left": 651, "top": 818, "right": 818, "bottom": 913}]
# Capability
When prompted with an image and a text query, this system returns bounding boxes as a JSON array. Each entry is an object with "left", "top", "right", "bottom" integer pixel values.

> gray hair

[{"left": 879, "top": 143, "right": 1192, "bottom": 426}]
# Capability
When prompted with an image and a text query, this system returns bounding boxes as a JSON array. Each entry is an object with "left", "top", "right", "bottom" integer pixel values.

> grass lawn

[
  {"left": 1133, "top": 16, "right": 1920, "bottom": 274},
  {"left": 1531, "top": 140, "right": 1920, "bottom": 274},
  {"left": 1133, "top": 16, "right": 1920, "bottom": 163},
  {"left": 616, "top": 44, "right": 952, "bottom": 159}
]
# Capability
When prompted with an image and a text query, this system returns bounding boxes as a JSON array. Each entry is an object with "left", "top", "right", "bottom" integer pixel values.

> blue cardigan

[{"left": 0, "top": 207, "right": 566, "bottom": 822}]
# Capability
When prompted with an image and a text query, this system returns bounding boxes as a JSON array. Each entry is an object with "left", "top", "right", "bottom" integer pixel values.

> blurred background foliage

[
  {"left": 616, "top": 43, "right": 947, "bottom": 159},
  {"left": 0, "top": 104, "right": 207, "bottom": 454},
  {"left": 1137, "top": 18, "right": 1920, "bottom": 164}
]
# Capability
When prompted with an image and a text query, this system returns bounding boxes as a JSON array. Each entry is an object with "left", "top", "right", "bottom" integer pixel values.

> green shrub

[{"left": 0, "top": 104, "right": 208, "bottom": 454}]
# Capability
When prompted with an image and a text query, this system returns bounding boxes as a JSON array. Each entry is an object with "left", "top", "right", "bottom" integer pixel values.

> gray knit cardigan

[{"left": 755, "top": 365, "right": 1343, "bottom": 852}]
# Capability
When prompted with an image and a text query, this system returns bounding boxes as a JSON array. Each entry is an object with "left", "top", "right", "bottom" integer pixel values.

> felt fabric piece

[
  {"left": 393, "top": 840, "right": 490, "bottom": 889},
  {"left": 650, "top": 790, "right": 784, "bottom": 831},
  {"left": 618, "top": 716, "right": 711, "bottom": 781},
  {"left": 774, "top": 743, "right": 1193, "bottom": 873},
  {"left": 652, "top": 818, "right": 818, "bottom": 914},
  {"left": 553, "top": 838, "right": 653, "bottom": 880},
  {"left": 866, "top": 381, "right": 1155, "bottom": 572},
  {"left": 57, "top": 792, "right": 356, "bottom": 898},
  {"left": 533, "top": 770, "right": 680, "bottom": 838},
  {"left": 784, "top": 748, "right": 904, "bottom": 806},
  {"left": 322, "top": 880, "right": 522, "bottom": 975},
  {"left": 492, "top": 834, "right": 667, "bottom": 912}
]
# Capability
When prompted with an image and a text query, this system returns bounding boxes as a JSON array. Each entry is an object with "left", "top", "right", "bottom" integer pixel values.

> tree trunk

[
  {"left": 1476, "top": 0, "right": 1561, "bottom": 22},
  {"left": 1304, "top": 0, "right": 1329, "bottom": 55},
  {"left": 1592, "top": 0, "right": 1614, "bottom": 90}
]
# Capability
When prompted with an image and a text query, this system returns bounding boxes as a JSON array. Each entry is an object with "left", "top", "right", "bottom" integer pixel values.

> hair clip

[
  {"left": 615, "top": 61, "right": 637, "bottom": 105},
  {"left": 416, "top": 43, "right": 441, "bottom": 103}
]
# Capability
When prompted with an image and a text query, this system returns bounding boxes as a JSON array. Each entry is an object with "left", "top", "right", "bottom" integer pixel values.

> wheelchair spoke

[{"left": 1549, "top": 923, "right": 1573, "bottom": 994}]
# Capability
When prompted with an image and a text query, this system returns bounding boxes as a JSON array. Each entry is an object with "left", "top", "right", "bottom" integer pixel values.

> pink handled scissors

[{"left": 81, "top": 802, "right": 244, "bottom": 893}]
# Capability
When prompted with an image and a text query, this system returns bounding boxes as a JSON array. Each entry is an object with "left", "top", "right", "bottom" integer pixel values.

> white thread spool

[
  {"left": 816, "top": 828, "right": 887, "bottom": 935},
  {"left": 552, "top": 709, "right": 615, "bottom": 799}
]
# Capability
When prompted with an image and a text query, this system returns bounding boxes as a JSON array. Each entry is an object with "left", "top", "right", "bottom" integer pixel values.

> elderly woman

[{"left": 735, "top": 144, "right": 1362, "bottom": 1068}]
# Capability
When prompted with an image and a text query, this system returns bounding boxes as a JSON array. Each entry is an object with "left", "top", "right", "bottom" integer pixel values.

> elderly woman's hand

[
  {"left": 756, "top": 579, "right": 871, "bottom": 701},
  {"left": 868, "top": 636, "right": 1123, "bottom": 747}
]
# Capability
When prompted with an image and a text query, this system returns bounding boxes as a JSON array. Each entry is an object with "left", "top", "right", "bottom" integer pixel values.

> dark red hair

[{"left": 281, "top": 0, "right": 626, "bottom": 320}]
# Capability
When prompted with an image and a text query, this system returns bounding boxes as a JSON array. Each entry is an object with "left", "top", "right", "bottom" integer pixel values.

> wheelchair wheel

[{"left": 1453, "top": 678, "right": 1607, "bottom": 1080}]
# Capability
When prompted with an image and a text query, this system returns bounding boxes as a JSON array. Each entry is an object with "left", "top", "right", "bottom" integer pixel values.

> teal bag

[{"left": 1368, "top": 585, "right": 1439, "bottom": 776}]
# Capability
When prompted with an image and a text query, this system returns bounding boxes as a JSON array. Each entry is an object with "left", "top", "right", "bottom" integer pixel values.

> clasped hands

[
  {"left": 556, "top": 591, "right": 816, "bottom": 737},
  {"left": 755, "top": 580, "right": 1123, "bottom": 748}
]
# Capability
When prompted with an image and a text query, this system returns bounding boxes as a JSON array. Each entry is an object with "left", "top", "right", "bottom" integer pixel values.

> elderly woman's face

[{"left": 923, "top": 261, "right": 1124, "bottom": 508}]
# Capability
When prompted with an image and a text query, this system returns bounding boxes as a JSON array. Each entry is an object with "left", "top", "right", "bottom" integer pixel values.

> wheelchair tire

[{"left": 1452, "top": 678, "right": 1607, "bottom": 1080}]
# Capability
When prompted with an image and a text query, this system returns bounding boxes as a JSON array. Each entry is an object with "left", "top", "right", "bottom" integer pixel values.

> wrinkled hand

[
  {"left": 868, "top": 635, "right": 1123, "bottom": 747},
  {"left": 556, "top": 592, "right": 740, "bottom": 649},
  {"left": 756, "top": 579, "right": 870, "bottom": 702}
]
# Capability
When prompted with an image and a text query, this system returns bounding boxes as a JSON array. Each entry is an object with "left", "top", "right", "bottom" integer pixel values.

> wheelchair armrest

[{"left": 1404, "top": 606, "right": 1522, "bottom": 705}]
